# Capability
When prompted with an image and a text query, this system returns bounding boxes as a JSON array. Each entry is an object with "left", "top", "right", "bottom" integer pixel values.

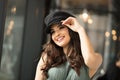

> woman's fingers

[{"left": 62, "top": 17, "right": 74, "bottom": 25}]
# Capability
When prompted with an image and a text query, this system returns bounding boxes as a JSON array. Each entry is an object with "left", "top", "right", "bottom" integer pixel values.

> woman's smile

[{"left": 55, "top": 35, "right": 65, "bottom": 43}]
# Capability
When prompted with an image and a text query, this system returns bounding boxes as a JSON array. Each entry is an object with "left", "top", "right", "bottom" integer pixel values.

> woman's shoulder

[{"left": 34, "top": 52, "right": 47, "bottom": 80}]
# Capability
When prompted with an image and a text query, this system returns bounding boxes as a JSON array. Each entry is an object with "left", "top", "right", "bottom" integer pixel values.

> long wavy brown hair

[{"left": 41, "top": 26, "right": 85, "bottom": 78}]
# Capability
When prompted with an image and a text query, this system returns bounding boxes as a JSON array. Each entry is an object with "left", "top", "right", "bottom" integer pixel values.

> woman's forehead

[{"left": 50, "top": 23, "right": 61, "bottom": 29}]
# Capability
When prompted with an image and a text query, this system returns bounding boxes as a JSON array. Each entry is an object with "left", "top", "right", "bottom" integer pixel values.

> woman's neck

[{"left": 63, "top": 46, "right": 68, "bottom": 55}]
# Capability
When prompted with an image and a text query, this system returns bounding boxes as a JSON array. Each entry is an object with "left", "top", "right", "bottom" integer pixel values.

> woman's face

[{"left": 50, "top": 24, "right": 71, "bottom": 48}]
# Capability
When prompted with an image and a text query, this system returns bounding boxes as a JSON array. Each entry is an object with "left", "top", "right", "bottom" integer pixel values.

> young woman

[{"left": 35, "top": 11, "right": 102, "bottom": 80}]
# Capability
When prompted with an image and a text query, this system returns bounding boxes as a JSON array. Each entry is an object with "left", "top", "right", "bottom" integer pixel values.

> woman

[{"left": 35, "top": 11, "right": 102, "bottom": 80}]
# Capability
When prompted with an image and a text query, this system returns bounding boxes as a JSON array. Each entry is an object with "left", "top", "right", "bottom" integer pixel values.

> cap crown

[{"left": 44, "top": 11, "right": 75, "bottom": 33}]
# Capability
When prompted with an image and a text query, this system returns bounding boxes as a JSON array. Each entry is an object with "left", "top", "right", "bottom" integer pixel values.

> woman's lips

[{"left": 56, "top": 36, "right": 64, "bottom": 42}]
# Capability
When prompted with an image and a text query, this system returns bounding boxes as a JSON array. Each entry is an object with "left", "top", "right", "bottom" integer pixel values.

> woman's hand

[{"left": 62, "top": 17, "right": 82, "bottom": 32}]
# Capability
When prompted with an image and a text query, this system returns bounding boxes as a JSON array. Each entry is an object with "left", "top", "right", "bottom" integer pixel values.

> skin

[
  {"left": 35, "top": 17, "right": 103, "bottom": 80},
  {"left": 116, "top": 60, "right": 120, "bottom": 68}
]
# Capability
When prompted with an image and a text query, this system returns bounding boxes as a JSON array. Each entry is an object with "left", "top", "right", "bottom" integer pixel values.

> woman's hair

[{"left": 41, "top": 26, "right": 84, "bottom": 78}]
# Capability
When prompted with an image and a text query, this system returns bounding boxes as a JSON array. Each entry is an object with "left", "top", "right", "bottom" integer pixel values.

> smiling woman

[{"left": 34, "top": 10, "right": 102, "bottom": 80}]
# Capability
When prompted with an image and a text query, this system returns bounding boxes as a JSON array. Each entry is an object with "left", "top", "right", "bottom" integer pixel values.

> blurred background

[{"left": 0, "top": 0, "right": 120, "bottom": 80}]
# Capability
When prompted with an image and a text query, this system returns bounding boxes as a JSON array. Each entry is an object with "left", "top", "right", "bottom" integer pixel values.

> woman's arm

[
  {"left": 35, "top": 54, "right": 47, "bottom": 80},
  {"left": 62, "top": 17, "right": 103, "bottom": 78},
  {"left": 77, "top": 27, "right": 102, "bottom": 77}
]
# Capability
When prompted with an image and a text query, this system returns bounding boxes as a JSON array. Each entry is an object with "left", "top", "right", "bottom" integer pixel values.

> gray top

[{"left": 47, "top": 62, "right": 90, "bottom": 80}]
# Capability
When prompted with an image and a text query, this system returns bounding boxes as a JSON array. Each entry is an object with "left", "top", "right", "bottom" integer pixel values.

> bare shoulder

[
  {"left": 34, "top": 53, "right": 47, "bottom": 80},
  {"left": 39, "top": 53, "right": 47, "bottom": 66}
]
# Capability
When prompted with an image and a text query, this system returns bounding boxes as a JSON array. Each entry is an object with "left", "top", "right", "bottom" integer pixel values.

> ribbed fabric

[{"left": 47, "top": 62, "right": 90, "bottom": 80}]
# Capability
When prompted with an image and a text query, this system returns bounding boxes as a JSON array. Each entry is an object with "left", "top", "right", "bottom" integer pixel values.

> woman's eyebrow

[
  {"left": 56, "top": 22, "right": 62, "bottom": 26},
  {"left": 50, "top": 28, "right": 54, "bottom": 32}
]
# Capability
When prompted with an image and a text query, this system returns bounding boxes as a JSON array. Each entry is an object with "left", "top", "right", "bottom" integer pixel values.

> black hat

[{"left": 44, "top": 10, "right": 75, "bottom": 33}]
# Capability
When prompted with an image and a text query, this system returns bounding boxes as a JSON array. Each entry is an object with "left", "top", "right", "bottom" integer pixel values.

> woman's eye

[
  {"left": 50, "top": 30, "right": 54, "bottom": 34},
  {"left": 59, "top": 26, "right": 65, "bottom": 29}
]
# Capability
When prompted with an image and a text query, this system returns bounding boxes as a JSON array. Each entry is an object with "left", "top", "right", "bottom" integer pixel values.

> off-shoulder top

[{"left": 47, "top": 61, "right": 90, "bottom": 80}]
